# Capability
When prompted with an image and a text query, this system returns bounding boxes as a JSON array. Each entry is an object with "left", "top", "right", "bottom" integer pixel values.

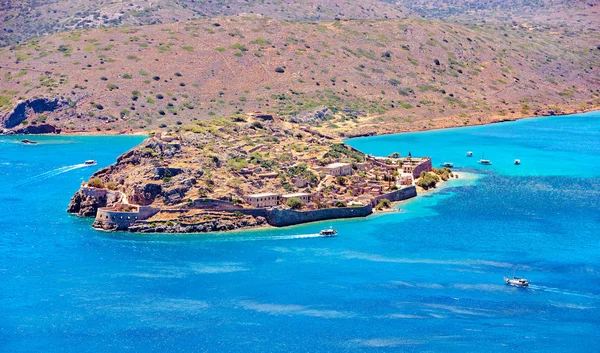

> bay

[{"left": 1, "top": 112, "right": 599, "bottom": 352}]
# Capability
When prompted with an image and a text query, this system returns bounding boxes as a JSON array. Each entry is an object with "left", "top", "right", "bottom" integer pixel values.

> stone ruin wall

[
  {"left": 266, "top": 205, "right": 373, "bottom": 227},
  {"left": 370, "top": 186, "right": 417, "bottom": 207},
  {"left": 94, "top": 205, "right": 160, "bottom": 230},
  {"left": 412, "top": 158, "right": 433, "bottom": 178}
]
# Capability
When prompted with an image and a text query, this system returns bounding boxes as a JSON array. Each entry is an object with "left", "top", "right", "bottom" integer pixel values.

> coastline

[
  {"left": 3, "top": 106, "right": 598, "bottom": 139},
  {"left": 9, "top": 107, "right": 592, "bottom": 235},
  {"left": 342, "top": 105, "right": 600, "bottom": 139}
]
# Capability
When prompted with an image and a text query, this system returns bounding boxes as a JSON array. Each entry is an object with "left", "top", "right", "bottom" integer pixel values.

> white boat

[
  {"left": 514, "top": 159, "right": 521, "bottom": 165},
  {"left": 466, "top": 151, "right": 473, "bottom": 157},
  {"left": 478, "top": 154, "right": 492, "bottom": 165},
  {"left": 440, "top": 162, "right": 454, "bottom": 168},
  {"left": 504, "top": 276, "right": 530, "bottom": 288},
  {"left": 84, "top": 160, "right": 97, "bottom": 166},
  {"left": 319, "top": 227, "right": 337, "bottom": 237}
]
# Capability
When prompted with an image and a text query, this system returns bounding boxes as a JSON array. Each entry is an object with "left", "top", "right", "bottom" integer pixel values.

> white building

[
  {"left": 321, "top": 162, "right": 353, "bottom": 176},
  {"left": 243, "top": 193, "right": 281, "bottom": 207}
]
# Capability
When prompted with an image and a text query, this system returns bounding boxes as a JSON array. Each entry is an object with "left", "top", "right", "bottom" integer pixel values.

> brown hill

[
  {"left": 0, "top": 16, "right": 598, "bottom": 136},
  {"left": 0, "top": 0, "right": 410, "bottom": 47}
]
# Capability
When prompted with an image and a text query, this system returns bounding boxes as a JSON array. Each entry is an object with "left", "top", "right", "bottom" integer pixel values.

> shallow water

[{"left": 1, "top": 112, "right": 599, "bottom": 352}]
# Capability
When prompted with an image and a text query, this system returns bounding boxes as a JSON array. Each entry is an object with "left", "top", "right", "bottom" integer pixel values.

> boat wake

[
  {"left": 528, "top": 284, "right": 597, "bottom": 299},
  {"left": 14, "top": 163, "right": 89, "bottom": 187},
  {"left": 209, "top": 233, "right": 328, "bottom": 243}
]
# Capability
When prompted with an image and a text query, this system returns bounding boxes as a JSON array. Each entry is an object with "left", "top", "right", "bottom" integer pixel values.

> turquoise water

[{"left": 1, "top": 112, "right": 600, "bottom": 352}]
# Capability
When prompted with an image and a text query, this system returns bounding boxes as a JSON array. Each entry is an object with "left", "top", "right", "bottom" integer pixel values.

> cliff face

[
  {"left": 0, "top": 97, "right": 68, "bottom": 133},
  {"left": 67, "top": 188, "right": 121, "bottom": 217}
]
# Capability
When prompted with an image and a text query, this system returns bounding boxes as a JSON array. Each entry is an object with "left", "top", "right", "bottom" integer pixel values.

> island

[{"left": 67, "top": 112, "right": 453, "bottom": 233}]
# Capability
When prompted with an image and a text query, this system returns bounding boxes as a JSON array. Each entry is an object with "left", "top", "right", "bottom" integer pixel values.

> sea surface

[{"left": 1, "top": 112, "right": 600, "bottom": 352}]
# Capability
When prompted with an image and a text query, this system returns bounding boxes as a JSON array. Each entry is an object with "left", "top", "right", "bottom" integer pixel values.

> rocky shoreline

[{"left": 2, "top": 102, "right": 599, "bottom": 139}]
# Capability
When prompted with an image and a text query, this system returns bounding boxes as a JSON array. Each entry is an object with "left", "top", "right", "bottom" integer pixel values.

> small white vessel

[
  {"left": 84, "top": 160, "right": 97, "bottom": 166},
  {"left": 514, "top": 159, "right": 521, "bottom": 165},
  {"left": 504, "top": 276, "right": 530, "bottom": 288},
  {"left": 478, "top": 153, "right": 492, "bottom": 165},
  {"left": 504, "top": 268, "right": 530, "bottom": 287},
  {"left": 466, "top": 151, "right": 473, "bottom": 157},
  {"left": 319, "top": 227, "right": 338, "bottom": 237},
  {"left": 440, "top": 162, "right": 454, "bottom": 168}
]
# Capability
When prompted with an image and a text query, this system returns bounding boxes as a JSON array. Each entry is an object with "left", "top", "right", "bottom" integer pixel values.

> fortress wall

[
  {"left": 193, "top": 198, "right": 242, "bottom": 210},
  {"left": 371, "top": 186, "right": 417, "bottom": 206},
  {"left": 233, "top": 208, "right": 269, "bottom": 218},
  {"left": 266, "top": 205, "right": 372, "bottom": 227},
  {"left": 94, "top": 206, "right": 159, "bottom": 230},
  {"left": 412, "top": 158, "right": 433, "bottom": 178},
  {"left": 82, "top": 186, "right": 107, "bottom": 198}
]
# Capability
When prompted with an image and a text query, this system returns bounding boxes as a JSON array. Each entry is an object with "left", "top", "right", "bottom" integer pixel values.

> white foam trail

[
  {"left": 15, "top": 163, "right": 88, "bottom": 187},
  {"left": 209, "top": 233, "right": 329, "bottom": 242},
  {"left": 528, "top": 284, "right": 597, "bottom": 299}
]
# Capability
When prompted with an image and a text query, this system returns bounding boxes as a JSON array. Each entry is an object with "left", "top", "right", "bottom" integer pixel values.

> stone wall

[
  {"left": 266, "top": 205, "right": 372, "bottom": 227},
  {"left": 93, "top": 205, "right": 160, "bottom": 230},
  {"left": 370, "top": 186, "right": 417, "bottom": 206},
  {"left": 412, "top": 158, "right": 433, "bottom": 178},
  {"left": 192, "top": 198, "right": 242, "bottom": 210}
]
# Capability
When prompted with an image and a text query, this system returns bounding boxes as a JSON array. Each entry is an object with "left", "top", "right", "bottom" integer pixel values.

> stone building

[
  {"left": 281, "top": 193, "right": 312, "bottom": 204},
  {"left": 321, "top": 162, "right": 353, "bottom": 176},
  {"left": 243, "top": 193, "right": 281, "bottom": 207},
  {"left": 292, "top": 176, "right": 308, "bottom": 188}
]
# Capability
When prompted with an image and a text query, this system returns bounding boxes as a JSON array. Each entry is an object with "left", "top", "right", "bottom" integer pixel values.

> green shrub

[
  {"left": 286, "top": 197, "right": 303, "bottom": 210},
  {"left": 105, "top": 181, "right": 118, "bottom": 190},
  {"left": 416, "top": 171, "right": 440, "bottom": 190},
  {"left": 376, "top": 198, "right": 391, "bottom": 211},
  {"left": 88, "top": 178, "right": 104, "bottom": 188},
  {"left": 334, "top": 201, "right": 346, "bottom": 208}
]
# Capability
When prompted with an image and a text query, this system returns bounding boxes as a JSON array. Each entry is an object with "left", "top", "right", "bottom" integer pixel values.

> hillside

[
  {"left": 399, "top": 0, "right": 599, "bottom": 29},
  {"left": 2, "top": 0, "right": 598, "bottom": 48},
  {"left": 0, "top": 0, "right": 410, "bottom": 47},
  {"left": 0, "top": 16, "right": 599, "bottom": 136}
]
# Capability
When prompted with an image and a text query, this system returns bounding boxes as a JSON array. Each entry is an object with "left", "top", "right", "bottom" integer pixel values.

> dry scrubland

[
  {"left": 2, "top": 0, "right": 597, "bottom": 48},
  {"left": 0, "top": 0, "right": 410, "bottom": 47},
  {"left": 1, "top": 15, "right": 599, "bottom": 136}
]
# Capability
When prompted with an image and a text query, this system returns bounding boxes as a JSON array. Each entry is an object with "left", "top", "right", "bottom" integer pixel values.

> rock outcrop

[
  {"left": 128, "top": 213, "right": 267, "bottom": 233},
  {"left": 12, "top": 124, "right": 61, "bottom": 134},
  {"left": 1, "top": 97, "right": 69, "bottom": 130},
  {"left": 67, "top": 187, "right": 121, "bottom": 217}
]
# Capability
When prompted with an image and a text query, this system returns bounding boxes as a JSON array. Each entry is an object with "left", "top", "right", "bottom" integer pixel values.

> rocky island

[{"left": 67, "top": 112, "right": 450, "bottom": 233}]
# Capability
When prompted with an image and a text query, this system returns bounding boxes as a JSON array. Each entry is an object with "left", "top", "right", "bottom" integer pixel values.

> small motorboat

[
  {"left": 21, "top": 139, "right": 38, "bottom": 145},
  {"left": 478, "top": 159, "right": 492, "bottom": 165},
  {"left": 504, "top": 276, "right": 530, "bottom": 288},
  {"left": 466, "top": 151, "right": 473, "bottom": 157},
  {"left": 440, "top": 162, "right": 454, "bottom": 168},
  {"left": 319, "top": 227, "right": 338, "bottom": 237},
  {"left": 84, "top": 160, "right": 97, "bottom": 166},
  {"left": 514, "top": 159, "right": 521, "bottom": 165}
]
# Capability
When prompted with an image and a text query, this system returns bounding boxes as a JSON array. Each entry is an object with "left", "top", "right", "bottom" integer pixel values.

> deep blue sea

[{"left": 1, "top": 112, "right": 600, "bottom": 352}]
